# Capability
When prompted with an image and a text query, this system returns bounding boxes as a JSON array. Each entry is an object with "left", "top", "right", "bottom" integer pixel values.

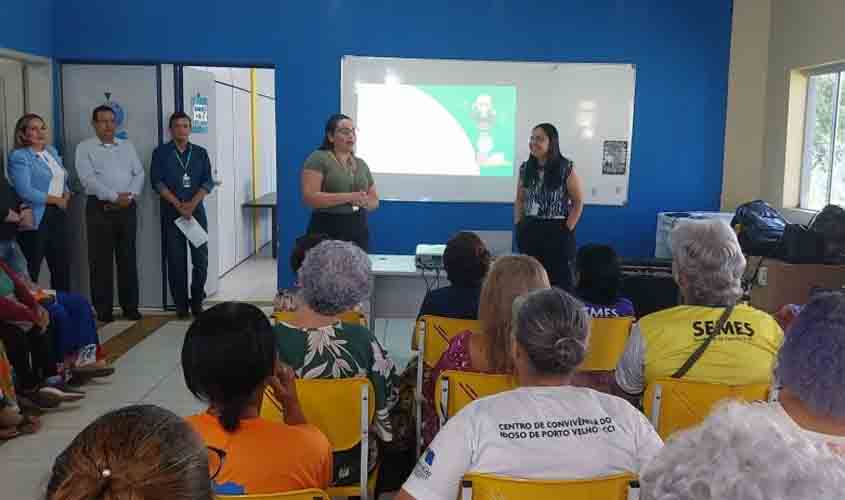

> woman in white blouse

[{"left": 8, "top": 114, "right": 72, "bottom": 290}]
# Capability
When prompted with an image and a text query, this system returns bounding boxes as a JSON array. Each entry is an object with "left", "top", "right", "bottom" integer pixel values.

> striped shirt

[{"left": 520, "top": 159, "right": 573, "bottom": 219}]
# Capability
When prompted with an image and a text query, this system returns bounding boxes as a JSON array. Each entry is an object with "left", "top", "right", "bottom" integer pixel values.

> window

[{"left": 801, "top": 70, "right": 845, "bottom": 210}]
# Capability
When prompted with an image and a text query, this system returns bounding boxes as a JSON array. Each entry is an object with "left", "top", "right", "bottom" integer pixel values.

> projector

[{"left": 415, "top": 244, "right": 447, "bottom": 270}]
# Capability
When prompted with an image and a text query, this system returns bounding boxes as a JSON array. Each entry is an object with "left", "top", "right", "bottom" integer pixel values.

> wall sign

[{"left": 191, "top": 93, "right": 209, "bottom": 133}]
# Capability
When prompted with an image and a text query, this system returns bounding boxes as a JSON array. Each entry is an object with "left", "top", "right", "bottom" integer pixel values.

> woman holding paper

[
  {"left": 514, "top": 123, "right": 584, "bottom": 291},
  {"left": 151, "top": 111, "right": 215, "bottom": 319},
  {"left": 301, "top": 114, "right": 379, "bottom": 251}
]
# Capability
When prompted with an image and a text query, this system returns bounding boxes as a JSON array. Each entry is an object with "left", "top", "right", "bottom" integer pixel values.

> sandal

[
  {"left": 17, "top": 415, "right": 40, "bottom": 434},
  {"left": 0, "top": 427, "right": 20, "bottom": 440}
]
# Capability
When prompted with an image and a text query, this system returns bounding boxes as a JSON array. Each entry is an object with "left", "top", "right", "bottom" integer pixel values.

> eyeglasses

[
  {"left": 336, "top": 127, "right": 357, "bottom": 137},
  {"left": 207, "top": 446, "right": 227, "bottom": 480}
]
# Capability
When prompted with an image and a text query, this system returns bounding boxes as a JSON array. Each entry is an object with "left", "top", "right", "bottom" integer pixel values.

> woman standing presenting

[
  {"left": 8, "top": 114, "right": 72, "bottom": 291},
  {"left": 515, "top": 123, "right": 584, "bottom": 291},
  {"left": 301, "top": 114, "right": 379, "bottom": 251}
]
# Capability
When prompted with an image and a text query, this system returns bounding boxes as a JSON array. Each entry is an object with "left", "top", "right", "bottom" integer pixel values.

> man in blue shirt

[{"left": 150, "top": 112, "right": 215, "bottom": 318}]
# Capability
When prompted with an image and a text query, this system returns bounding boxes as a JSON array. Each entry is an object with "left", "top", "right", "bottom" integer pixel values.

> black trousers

[
  {"left": 307, "top": 210, "right": 369, "bottom": 252},
  {"left": 18, "top": 206, "right": 70, "bottom": 291},
  {"left": 516, "top": 217, "right": 576, "bottom": 291},
  {"left": 164, "top": 204, "right": 208, "bottom": 311},
  {"left": 0, "top": 322, "right": 53, "bottom": 391},
  {"left": 87, "top": 197, "right": 139, "bottom": 315}
]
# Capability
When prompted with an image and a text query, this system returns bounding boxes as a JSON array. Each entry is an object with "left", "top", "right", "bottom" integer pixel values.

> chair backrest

[
  {"left": 416, "top": 315, "right": 481, "bottom": 365},
  {"left": 461, "top": 472, "right": 636, "bottom": 500},
  {"left": 580, "top": 317, "right": 634, "bottom": 371},
  {"left": 260, "top": 378, "right": 375, "bottom": 451},
  {"left": 217, "top": 489, "right": 330, "bottom": 500},
  {"left": 272, "top": 310, "right": 367, "bottom": 327},
  {"left": 435, "top": 370, "right": 516, "bottom": 421},
  {"left": 643, "top": 377, "right": 772, "bottom": 439}
]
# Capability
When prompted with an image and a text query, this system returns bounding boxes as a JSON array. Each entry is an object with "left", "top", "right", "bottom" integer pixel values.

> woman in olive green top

[{"left": 301, "top": 114, "right": 379, "bottom": 251}]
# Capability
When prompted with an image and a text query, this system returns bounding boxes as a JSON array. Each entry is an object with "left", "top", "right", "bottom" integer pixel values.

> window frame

[{"left": 800, "top": 67, "right": 845, "bottom": 210}]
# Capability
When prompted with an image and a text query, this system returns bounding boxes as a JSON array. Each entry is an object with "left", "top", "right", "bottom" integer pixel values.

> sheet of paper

[{"left": 174, "top": 217, "right": 209, "bottom": 248}]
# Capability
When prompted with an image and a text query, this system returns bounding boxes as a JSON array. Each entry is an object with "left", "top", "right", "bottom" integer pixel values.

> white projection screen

[{"left": 341, "top": 56, "right": 636, "bottom": 205}]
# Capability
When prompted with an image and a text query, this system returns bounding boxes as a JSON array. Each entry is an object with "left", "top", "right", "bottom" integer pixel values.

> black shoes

[
  {"left": 176, "top": 309, "right": 191, "bottom": 320},
  {"left": 123, "top": 308, "right": 142, "bottom": 321},
  {"left": 97, "top": 312, "right": 114, "bottom": 323}
]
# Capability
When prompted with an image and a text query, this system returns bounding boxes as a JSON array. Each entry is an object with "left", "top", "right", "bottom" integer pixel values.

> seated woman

[
  {"left": 0, "top": 339, "right": 40, "bottom": 441},
  {"left": 417, "top": 231, "right": 491, "bottom": 320},
  {"left": 47, "top": 404, "right": 214, "bottom": 500},
  {"left": 274, "top": 240, "right": 399, "bottom": 485},
  {"left": 0, "top": 259, "right": 112, "bottom": 386},
  {"left": 641, "top": 401, "right": 845, "bottom": 499},
  {"left": 422, "top": 255, "right": 549, "bottom": 447},
  {"left": 398, "top": 288, "right": 663, "bottom": 500},
  {"left": 614, "top": 220, "right": 783, "bottom": 402},
  {"left": 575, "top": 244, "right": 634, "bottom": 318},
  {"left": 770, "top": 292, "right": 845, "bottom": 452},
  {"left": 183, "top": 302, "right": 332, "bottom": 495},
  {"left": 274, "top": 233, "right": 329, "bottom": 312}
]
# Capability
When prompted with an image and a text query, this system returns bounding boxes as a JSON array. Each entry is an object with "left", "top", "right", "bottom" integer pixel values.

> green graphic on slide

[{"left": 417, "top": 85, "right": 517, "bottom": 177}]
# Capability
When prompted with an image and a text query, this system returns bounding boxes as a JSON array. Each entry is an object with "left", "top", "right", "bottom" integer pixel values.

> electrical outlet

[{"left": 758, "top": 267, "right": 768, "bottom": 287}]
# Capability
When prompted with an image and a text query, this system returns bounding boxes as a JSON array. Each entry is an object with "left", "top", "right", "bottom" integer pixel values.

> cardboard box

[{"left": 747, "top": 257, "right": 845, "bottom": 313}]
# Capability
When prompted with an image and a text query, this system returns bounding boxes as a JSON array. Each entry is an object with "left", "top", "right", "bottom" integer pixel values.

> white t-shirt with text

[{"left": 402, "top": 386, "right": 663, "bottom": 500}]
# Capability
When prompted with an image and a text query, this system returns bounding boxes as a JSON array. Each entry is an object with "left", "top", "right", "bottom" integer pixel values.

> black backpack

[{"left": 731, "top": 200, "right": 787, "bottom": 256}]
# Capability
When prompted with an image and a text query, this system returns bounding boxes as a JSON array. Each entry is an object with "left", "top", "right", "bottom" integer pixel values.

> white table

[{"left": 368, "top": 254, "right": 448, "bottom": 330}]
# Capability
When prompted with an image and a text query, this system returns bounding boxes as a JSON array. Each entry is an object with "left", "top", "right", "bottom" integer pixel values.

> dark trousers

[
  {"left": 18, "top": 206, "right": 70, "bottom": 291},
  {"left": 307, "top": 210, "right": 370, "bottom": 252},
  {"left": 516, "top": 217, "right": 576, "bottom": 291},
  {"left": 0, "top": 322, "right": 53, "bottom": 392},
  {"left": 164, "top": 204, "right": 208, "bottom": 311},
  {"left": 86, "top": 197, "right": 139, "bottom": 315}
]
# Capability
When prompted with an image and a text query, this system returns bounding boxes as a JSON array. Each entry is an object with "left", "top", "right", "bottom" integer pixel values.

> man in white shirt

[{"left": 75, "top": 105, "right": 145, "bottom": 322}]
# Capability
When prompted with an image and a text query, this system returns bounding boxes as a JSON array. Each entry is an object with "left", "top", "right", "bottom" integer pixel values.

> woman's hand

[
  {"left": 35, "top": 305, "right": 50, "bottom": 331},
  {"left": 564, "top": 220, "right": 576, "bottom": 231},
  {"left": 47, "top": 195, "right": 67, "bottom": 210},
  {"left": 268, "top": 360, "right": 307, "bottom": 425},
  {"left": 4, "top": 210, "right": 20, "bottom": 224}
]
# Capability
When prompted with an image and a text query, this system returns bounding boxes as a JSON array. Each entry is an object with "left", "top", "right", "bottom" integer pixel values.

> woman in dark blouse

[{"left": 514, "top": 123, "right": 584, "bottom": 291}]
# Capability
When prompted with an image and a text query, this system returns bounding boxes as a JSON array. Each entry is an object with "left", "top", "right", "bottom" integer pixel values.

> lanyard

[{"left": 174, "top": 144, "right": 193, "bottom": 173}]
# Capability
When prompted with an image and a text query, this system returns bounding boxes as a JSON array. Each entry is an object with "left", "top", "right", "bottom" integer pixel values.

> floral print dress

[{"left": 274, "top": 321, "right": 399, "bottom": 484}]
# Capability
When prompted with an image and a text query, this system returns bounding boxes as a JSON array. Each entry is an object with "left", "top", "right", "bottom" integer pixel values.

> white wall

[
  {"left": 203, "top": 67, "right": 276, "bottom": 276},
  {"left": 721, "top": 0, "right": 771, "bottom": 211}
]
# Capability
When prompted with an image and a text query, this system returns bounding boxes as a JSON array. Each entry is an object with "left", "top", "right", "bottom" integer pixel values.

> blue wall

[
  {"left": 51, "top": 0, "right": 734, "bottom": 287},
  {"left": 0, "top": 0, "right": 53, "bottom": 57}
]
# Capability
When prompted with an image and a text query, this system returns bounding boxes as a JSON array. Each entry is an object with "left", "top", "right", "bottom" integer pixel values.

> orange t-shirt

[{"left": 186, "top": 413, "right": 332, "bottom": 495}]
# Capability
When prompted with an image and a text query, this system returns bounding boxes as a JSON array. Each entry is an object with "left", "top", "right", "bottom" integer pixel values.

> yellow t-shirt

[
  {"left": 186, "top": 413, "right": 333, "bottom": 496},
  {"left": 615, "top": 304, "right": 783, "bottom": 394}
]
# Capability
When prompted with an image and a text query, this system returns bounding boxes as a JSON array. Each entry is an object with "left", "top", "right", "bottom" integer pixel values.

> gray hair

[
  {"left": 512, "top": 288, "right": 590, "bottom": 376},
  {"left": 671, "top": 219, "right": 746, "bottom": 306},
  {"left": 298, "top": 240, "right": 371, "bottom": 316},
  {"left": 641, "top": 401, "right": 845, "bottom": 500}
]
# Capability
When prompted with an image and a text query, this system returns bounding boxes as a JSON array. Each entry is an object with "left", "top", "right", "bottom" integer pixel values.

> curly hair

[
  {"left": 299, "top": 240, "right": 371, "bottom": 316},
  {"left": 444, "top": 231, "right": 491, "bottom": 287},
  {"left": 776, "top": 292, "right": 845, "bottom": 418},
  {"left": 641, "top": 401, "right": 845, "bottom": 500},
  {"left": 512, "top": 288, "right": 589, "bottom": 376},
  {"left": 671, "top": 219, "right": 746, "bottom": 306},
  {"left": 47, "top": 404, "right": 212, "bottom": 500}
]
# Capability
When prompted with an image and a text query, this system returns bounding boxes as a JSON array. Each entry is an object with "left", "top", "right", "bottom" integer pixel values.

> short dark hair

[
  {"left": 444, "top": 231, "right": 491, "bottom": 287},
  {"left": 575, "top": 244, "right": 623, "bottom": 305},
  {"left": 169, "top": 111, "right": 192, "bottom": 129},
  {"left": 182, "top": 302, "right": 275, "bottom": 432},
  {"left": 290, "top": 233, "right": 330, "bottom": 273},
  {"left": 91, "top": 105, "right": 115, "bottom": 123},
  {"left": 319, "top": 113, "right": 352, "bottom": 150}
]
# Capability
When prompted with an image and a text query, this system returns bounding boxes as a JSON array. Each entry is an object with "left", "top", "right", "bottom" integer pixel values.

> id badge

[
  {"left": 182, "top": 173, "right": 191, "bottom": 188},
  {"left": 527, "top": 203, "right": 539, "bottom": 216}
]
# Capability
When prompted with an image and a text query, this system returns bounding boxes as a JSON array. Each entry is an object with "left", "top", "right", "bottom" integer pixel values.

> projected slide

[{"left": 356, "top": 84, "right": 516, "bottom": 177}]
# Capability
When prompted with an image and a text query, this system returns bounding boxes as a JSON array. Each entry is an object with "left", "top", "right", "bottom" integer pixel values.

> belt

[{"left": 89, "top": 195, "right": 134, "bottom": 211}]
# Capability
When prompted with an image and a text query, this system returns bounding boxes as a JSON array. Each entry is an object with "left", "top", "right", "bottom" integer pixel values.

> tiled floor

[
  {"left": 213, "top": 248, "right": 278, "bottom": 303},
  {"left": 0, "top": 316, "right": 414, "bottom": 499}
]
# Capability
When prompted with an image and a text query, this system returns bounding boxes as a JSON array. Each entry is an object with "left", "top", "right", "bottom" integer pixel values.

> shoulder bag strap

[{"left": 671, "top": 305, "right": 735, "bottom": 379}]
